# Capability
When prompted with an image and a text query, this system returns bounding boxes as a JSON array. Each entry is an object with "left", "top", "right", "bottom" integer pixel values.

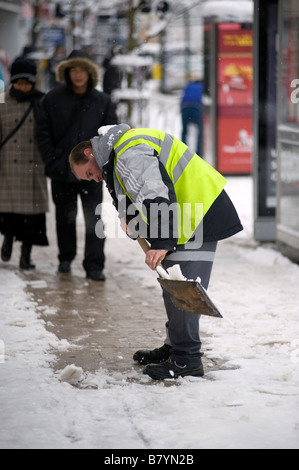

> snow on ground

[
  {"left": 0, "top": 176, "right": 298, "bottom": 450},
  {"left": 0, "top": 95, "right": 298, "bottom": 449}
]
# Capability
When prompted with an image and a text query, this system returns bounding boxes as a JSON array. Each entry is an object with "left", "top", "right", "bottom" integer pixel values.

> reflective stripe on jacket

[{"left": 113, "top": 128, "right": 227, "bottom": 245}]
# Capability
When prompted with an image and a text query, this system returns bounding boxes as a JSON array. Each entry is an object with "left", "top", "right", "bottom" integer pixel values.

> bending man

[{"left": 69, "top": 125, "right": 243, "bottom": 380}]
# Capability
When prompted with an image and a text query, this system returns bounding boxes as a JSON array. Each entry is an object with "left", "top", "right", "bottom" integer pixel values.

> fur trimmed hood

[{"left": 56, "top": 50, "right": 99, "bottom": 88}]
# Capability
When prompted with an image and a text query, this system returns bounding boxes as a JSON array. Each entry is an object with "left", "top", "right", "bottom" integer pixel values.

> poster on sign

[{"left": 217, "top": 24, "right": 253, "bottom": 174}]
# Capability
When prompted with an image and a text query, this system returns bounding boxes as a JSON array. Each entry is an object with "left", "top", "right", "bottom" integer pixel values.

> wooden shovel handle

[{"left": 137, "top": 237, "right": 151, "bottom": 254}]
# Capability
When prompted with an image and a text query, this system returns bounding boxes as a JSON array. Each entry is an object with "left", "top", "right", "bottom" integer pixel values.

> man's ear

[{"left": 83, "top": 148, "right": 93, "bottom": 159}]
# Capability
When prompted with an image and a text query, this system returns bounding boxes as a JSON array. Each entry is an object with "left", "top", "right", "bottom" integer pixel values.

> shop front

[{"left": 277, "top": 0, "right": 299, "bottom": 262}]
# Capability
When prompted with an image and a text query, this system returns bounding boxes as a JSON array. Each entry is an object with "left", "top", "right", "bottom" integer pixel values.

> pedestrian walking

[
  {"left": 0, "top": 58, "right": 49, "bottom": 270},
  {"left": 37, "top": 50, "right": 118, "bottom": 280},
  {"left": 69, "top": 124, "right": 243, "bottom": 380},
  {"left": 181, "top": 80, "right": 203, "bottom": 156}
]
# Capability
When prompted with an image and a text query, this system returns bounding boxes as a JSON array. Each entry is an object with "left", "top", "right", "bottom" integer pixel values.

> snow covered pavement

[{"left": 0, "top": 176, "right": 298, "bottom": 449}]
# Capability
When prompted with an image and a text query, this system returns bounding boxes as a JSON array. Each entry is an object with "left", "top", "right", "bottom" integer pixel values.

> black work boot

[
  {"left": 133, "top": 344, "right": 172, "bottom": 365},
  {"left": 20, "top": 243, "right": 35, "bottom": 270},
  {"left": 1, "top": 235, "right": 13, "bottom": 262},
  {"left": 143, "top": 357, "right": 204, "bottom": 380},
  {"left": 86, "top": 270, "right": 106, "bottom": 281}
]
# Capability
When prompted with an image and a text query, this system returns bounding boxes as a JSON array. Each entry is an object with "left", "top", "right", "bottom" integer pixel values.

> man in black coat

[{"left": 37, "top": 50, "right": 118, "bottom": 280}]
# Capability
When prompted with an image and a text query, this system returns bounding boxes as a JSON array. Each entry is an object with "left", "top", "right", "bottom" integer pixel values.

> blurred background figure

[
  {"left": 102, "top": 45, "right": 122, "bottom": 96},
  {"left": 0, "top": 58, "right": 49, "bottom": 270},
  {"left": 181, "top": 80, "right": 203, "bottom": 156},
  {"left": 47, "top": 45, "right": 66, "bottom": 89},
  {"left": 37, "top": 50, "right": 118, "bottom": 280}
]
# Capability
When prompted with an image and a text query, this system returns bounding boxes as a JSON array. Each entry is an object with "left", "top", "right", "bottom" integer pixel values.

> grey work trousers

[{"left": 162, "top": 241, "right": 218, "bottom": 361}]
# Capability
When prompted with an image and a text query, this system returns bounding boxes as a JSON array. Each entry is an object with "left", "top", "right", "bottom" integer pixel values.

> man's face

[
  {"left": 74, "top": 150, "right": 104, "bottom": 183},
  {"left": 69, "top": 66, "right": 89, "bottom": 91},
  {"left": 13, "top": 79, "right": 33, "bottom": 94}
]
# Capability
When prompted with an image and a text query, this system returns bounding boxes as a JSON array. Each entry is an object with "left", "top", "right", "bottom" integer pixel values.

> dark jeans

[
  {"left": 181, "top": 106, "right": 202, "bottom": 156},
  {"left": 51, "top": 180, "right": 105, "bottom": 272}
]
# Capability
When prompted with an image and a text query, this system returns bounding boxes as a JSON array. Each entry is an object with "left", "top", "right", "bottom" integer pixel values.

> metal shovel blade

[{"left": 158, "top": 278, "right": 223, "bottom": 318}]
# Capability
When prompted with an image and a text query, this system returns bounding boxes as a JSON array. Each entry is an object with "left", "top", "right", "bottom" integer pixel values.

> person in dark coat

[
  {"left": 0, "top": 58, "right": 49, "bottom": 270},
  {"left": 37, "top": 50, "right": 118, "bottom": 280}
]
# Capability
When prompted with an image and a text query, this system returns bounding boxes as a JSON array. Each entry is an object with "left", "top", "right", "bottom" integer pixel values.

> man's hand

[{"left": 145, "top": 249, "right": 168, "bottom": 271}]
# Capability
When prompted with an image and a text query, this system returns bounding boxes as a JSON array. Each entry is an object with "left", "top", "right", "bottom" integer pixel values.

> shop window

[{"left": 281, "top": 0, "right": 299, "bottom": 125}]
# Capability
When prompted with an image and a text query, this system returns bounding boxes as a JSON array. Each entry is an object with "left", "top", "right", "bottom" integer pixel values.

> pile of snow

[
  {"left": 201, "top": 1, "right": 253, "bottom": 22},
  {"left": 156, "top": 263, "right": 187, "bottom": 281},
  {"left": 60, "top": 365, "right": 84, "bottom": 385},
  {"left": 157, "top": 264, "right": 202, "bottom": 287},
  {"left": 111, "top": 54, "right": 153, "bottom": 70}
]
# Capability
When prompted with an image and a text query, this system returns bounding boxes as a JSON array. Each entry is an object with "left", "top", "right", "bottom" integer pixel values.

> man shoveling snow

[{"left": 69, "top": 125, "right": 243, "bottom": 380}]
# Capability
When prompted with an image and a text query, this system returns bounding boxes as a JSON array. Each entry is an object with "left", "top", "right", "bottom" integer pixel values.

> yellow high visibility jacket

[{"left": 113, "top": 128, "right": 227, "bottom": 245}]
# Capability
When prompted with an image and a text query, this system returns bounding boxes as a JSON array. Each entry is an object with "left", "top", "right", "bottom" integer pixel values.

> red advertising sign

[
  {"left": 218, "top": 24, "right": 252, "bottom": 54},
  {"left": 217, "top": 115, "right": 252, "bottom": 174},
  {"left": 217, "top": 24, "right": 253, "bottom": 173}
]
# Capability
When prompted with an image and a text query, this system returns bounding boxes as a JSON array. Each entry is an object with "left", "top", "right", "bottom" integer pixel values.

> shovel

[{"left": 137, "top": 237, "right": 223, "bottom": 318}]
